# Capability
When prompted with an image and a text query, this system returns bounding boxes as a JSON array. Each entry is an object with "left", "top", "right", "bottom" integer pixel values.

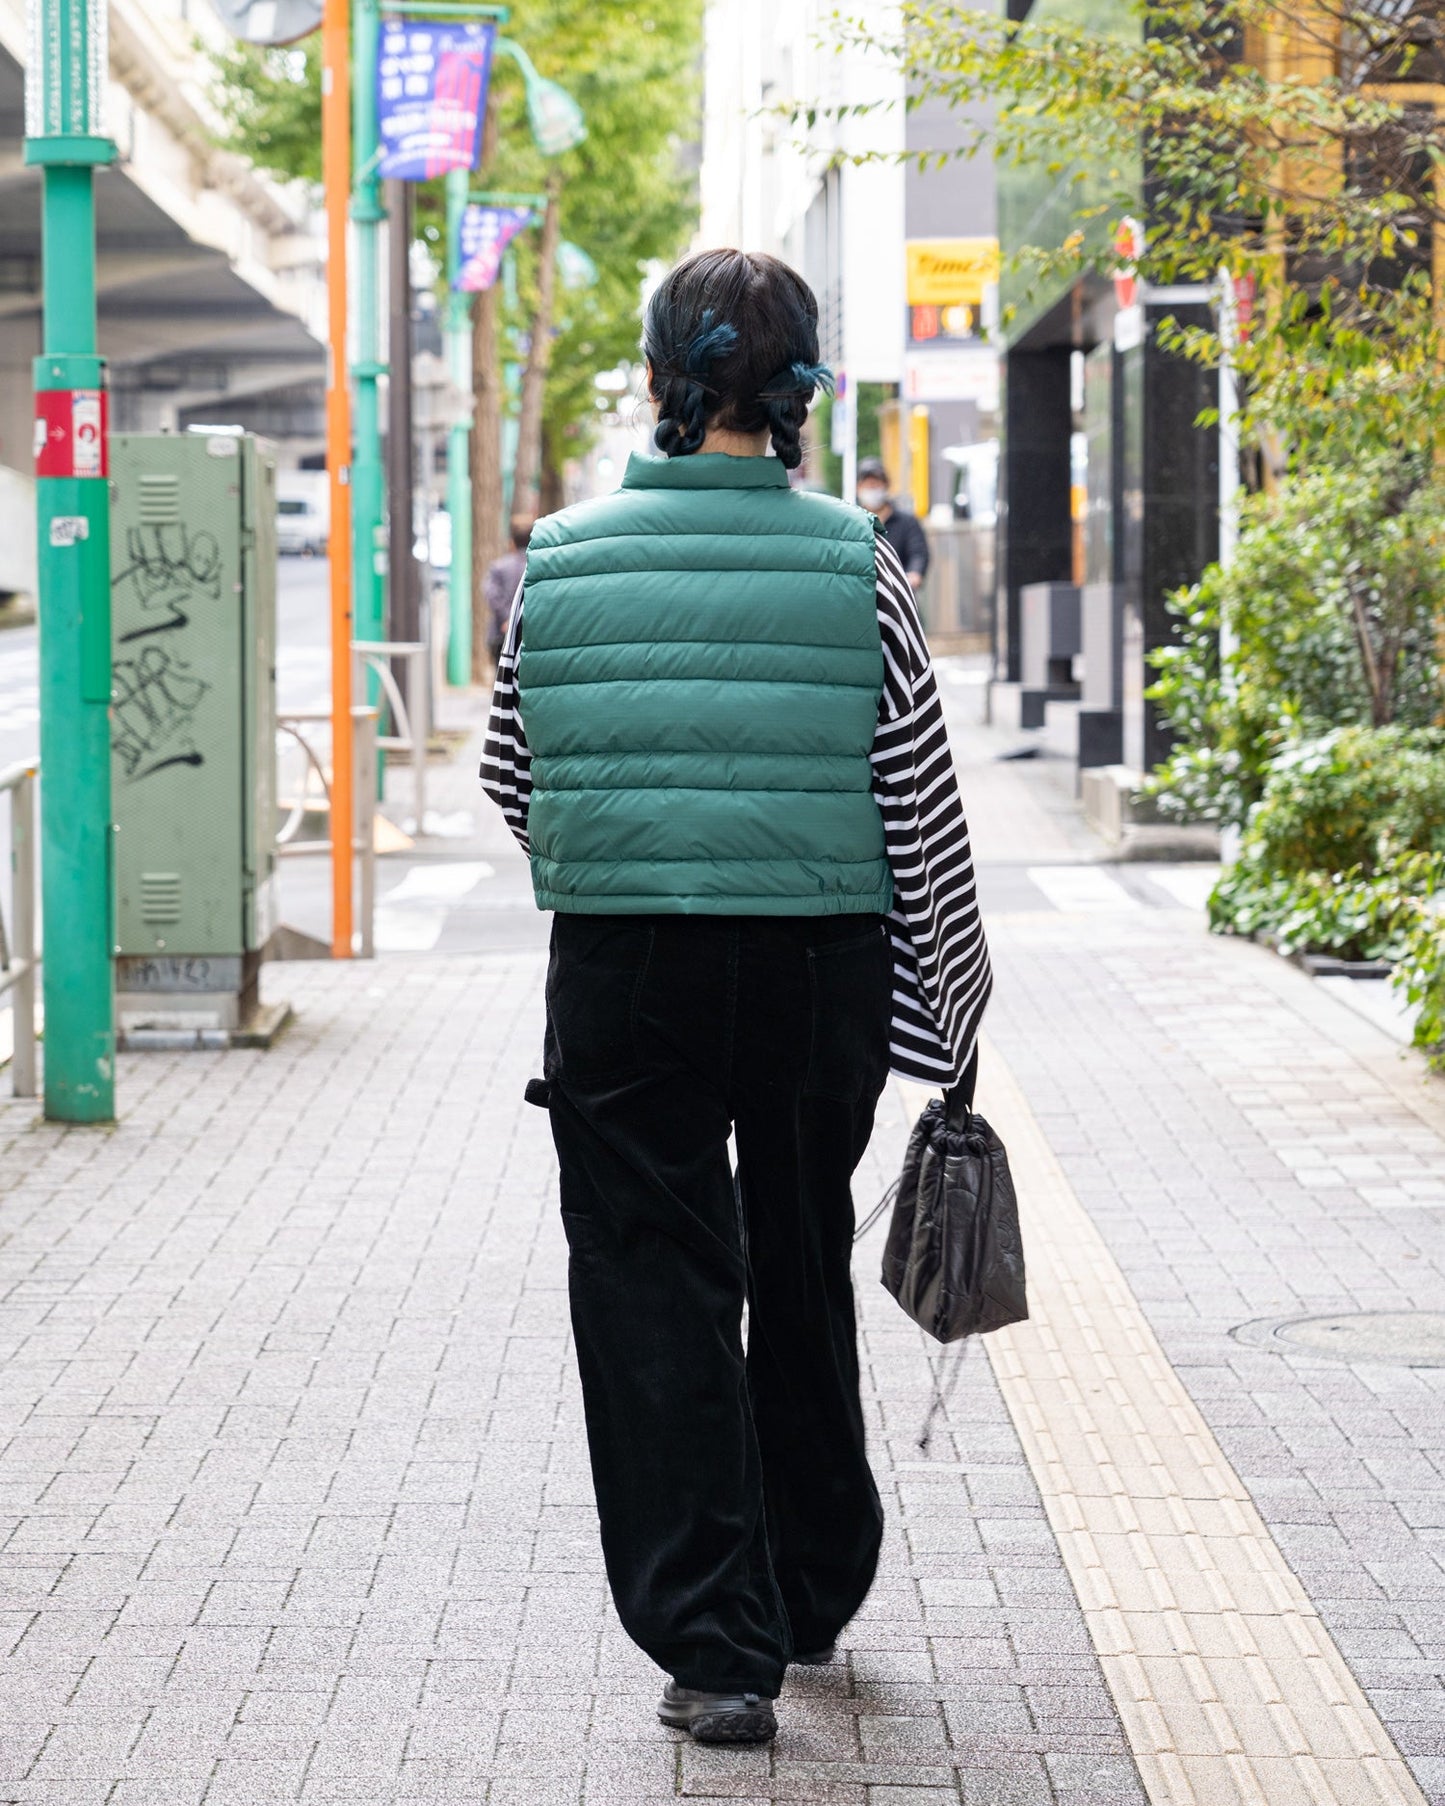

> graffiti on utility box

[{"left": 111, "top": 523, "right": 217, "bottom": 782}]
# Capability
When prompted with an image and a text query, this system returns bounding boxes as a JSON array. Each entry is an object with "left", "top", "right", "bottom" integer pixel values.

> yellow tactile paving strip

[{"left": 918, "top": 1047, "right": 1430, "bottom": 1806}]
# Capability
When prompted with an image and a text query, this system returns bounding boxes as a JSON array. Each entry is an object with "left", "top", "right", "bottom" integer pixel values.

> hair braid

[
  {"left": 642, "top": 252, "right": 832, "bottom": 467},
  {"left": 757, "top": 361, "right": 834, "bottom": 470},
  {"left": 649, "top": 312, "right": 737, "bottom": 459}
]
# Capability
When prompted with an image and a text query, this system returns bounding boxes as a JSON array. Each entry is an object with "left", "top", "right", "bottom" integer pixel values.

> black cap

[{"left": 858, "top": 457, "right": 888, "bottom": 483}]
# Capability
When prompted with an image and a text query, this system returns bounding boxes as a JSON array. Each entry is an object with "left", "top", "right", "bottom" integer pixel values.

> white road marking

[
  {"left": 372, "top": 862, "right": 493, "bottom": 953},
  {"left": 1026, "top": 865, "right": 1143, "bottom": 912},
  {"left": 1145, "top": 864, "right": 1221, "bottom": 911},
  {"left": 373, "top": 908, "right": 449, "bottom": 953},
  {"left": 381, "top": 862, "right": 491, "bottom": 904}
]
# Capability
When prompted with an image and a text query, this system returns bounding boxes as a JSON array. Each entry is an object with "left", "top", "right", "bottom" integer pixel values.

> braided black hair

[{"left": 642, "top": 251, "right": 834, "bottom": 470}]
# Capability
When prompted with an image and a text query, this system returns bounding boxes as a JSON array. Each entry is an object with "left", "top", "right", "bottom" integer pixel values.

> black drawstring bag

[{"left": 857, "top": 1055, "right": 1027, "bottom": 1345}]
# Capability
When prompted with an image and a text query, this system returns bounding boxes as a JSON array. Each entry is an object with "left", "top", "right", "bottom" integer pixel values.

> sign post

[
  {"left": 24, "top": 0, "right": 117, "bottom": 1119},
  {"left": 445, "top": 188, "right": 539, "bottom": 667},
  {"left": 362, "top": 3, "right": 505, "bottom": 690},
  {"left": 322, "top": 0, "right": 354, "bottom": 956},
  {"left": 352, "top": 0, "right": 386, "bottom": 656},
  {"left": 443, "top": 167, "right": 473, "bottom": 685}
]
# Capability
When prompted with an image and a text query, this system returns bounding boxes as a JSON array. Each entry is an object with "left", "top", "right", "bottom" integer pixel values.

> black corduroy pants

[{"left": 544, "top": 911, "right": 892, "bottom": 1699}]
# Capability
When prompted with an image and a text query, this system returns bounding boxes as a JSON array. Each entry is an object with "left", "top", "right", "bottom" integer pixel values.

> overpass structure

[{"left": 0, "top": 0, "right": 327, "bottom": 602}]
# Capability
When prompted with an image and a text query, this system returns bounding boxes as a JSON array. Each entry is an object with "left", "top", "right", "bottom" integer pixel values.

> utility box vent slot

[
  {"left": 140, "top": 873, "right": 182, "bottom": 924},
  {"left": 138, "top": 476, "right": 180, "bottom": 524}
]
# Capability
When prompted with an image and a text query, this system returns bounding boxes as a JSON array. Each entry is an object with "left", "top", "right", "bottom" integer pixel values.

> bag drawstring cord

[
  {"left": 852, "top": 1178, "right": 897, "bottom": 1245},
  {"left": 917, "top": 1341, "right": 970, "bottom": 1453},
  {"left": 855, "top": 1178, "right": 971, "bottom": 1453}
]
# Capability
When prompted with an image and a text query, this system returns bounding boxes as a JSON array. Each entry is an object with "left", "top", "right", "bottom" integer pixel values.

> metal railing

[
  {"left": 0, "top": 761, "right": 38, "bottom": 1097},
  {"left": 276, "top": 707, "right": 380, "bottom": 957},
  {"left": 919, "top": 521, "right": 995, "bottom": 655},
  {"left": 353, "top": 640, "right": 429, "bottom": 833}
]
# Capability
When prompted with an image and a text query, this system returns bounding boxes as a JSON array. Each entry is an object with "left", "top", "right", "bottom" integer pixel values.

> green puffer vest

[{"left": 518, "top": 450, "right": 892, "bottom": 916}]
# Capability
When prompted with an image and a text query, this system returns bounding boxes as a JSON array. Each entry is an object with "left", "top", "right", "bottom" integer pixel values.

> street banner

[
  {"left": 377, "top": 20, "right": 496, "bottom": 181},
  {"left": 454, "top": 204, "right": 534, "bottom": 293}
]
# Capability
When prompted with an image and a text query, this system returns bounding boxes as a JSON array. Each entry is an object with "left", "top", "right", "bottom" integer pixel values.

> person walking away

[
  {"left": 857, "top": 455, "right": 930, "bottom": 593},
  {"left": 483, "top": 514, "right": 533, "bottom": 674},
  {"left": 480, "top": 250, "right": 991, "bottom": 1747}
]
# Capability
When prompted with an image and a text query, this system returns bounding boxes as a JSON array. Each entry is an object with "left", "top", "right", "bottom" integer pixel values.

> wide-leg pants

[{"left": 544, "top": 911, "right": 892, "bottom": 1698}]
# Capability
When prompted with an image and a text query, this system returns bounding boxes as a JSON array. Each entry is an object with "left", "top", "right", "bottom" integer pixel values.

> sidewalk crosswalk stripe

[
  {"left": 1026, "top": 864, "right": 1144, "bottom": 912},
  {"left": 374, "top": 861, "right": 493, "bottom": 952},
  {"left": 1146, "top": 865, "right": 1222, "bottom": 912},
  {"left": 373, "top": 907, "right": 449, "bottom": 953},
  {"left": 381, "top": 861, "right": 493, "bottom": 904},
  {"left": 958, "top": 1042, "right": 1429, "bottom": 1806}
]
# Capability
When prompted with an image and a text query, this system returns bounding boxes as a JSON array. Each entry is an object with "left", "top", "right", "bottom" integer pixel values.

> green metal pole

[
  {"left": 351, "top": 0, "right": 387, "bottom": 654},
  {"left": 25, "top": 0, "right": 117, "bottom": 1123},
  {"left": 444, "top": 168, "right": 472, "bottom": 686}
]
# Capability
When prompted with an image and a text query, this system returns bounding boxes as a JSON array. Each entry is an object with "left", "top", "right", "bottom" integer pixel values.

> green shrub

[
  {"left": 1148, "top": 457, "right": 1445, "bottom": 826},
  {"left": 1207, "top": 726, "right": 1445, "bottom": 961},
  {"left": 1395, "top": 911, "right": 1445, "bottom": 1070},
  {"left": 1208, "top": 857, "right": 1441, "bottom": 964},
  {"left": 1244, "top": 725, "right": 1445, "bottom": 877},
  {"left": 1209, "top": 848, "right": 1445, "bottom": 1064}
]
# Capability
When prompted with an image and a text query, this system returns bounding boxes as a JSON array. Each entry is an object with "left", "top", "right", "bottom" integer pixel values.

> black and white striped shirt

[{"left": 479, "top": 533, "right": 992, "bottom": 1085}]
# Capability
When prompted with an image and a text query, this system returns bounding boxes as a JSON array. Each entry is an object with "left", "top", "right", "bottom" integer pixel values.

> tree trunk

[
  {"left": 540, "top": 442, "right": 565, "bottom": 516},
  {"left": 469, "top": 95, "right": 503, "bottom": 686},
  {"left": 513, "top": 169, "right": 562, "bottom": 515}
]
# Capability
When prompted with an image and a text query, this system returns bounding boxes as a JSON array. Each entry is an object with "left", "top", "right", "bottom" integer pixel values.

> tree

[
  {"left": 834, "top": 0, "right": 1445, "bottom": 461},
  {"left": 210, "top": 1, "right": 702, "bottom": 522},
  {"left": 210, "top": 37, "right": 322, "bottom": 187},
  {"left": 482, "top": 0, "right": 701, "bottom": 506}
]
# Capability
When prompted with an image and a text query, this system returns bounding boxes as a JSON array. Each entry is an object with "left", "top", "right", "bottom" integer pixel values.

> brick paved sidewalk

[
  {"left": 0, "top": 694, "right": 1442, "bottom": 1803},
  {"left": 0, "top": 952, "right": 1142, "bottom": 1806}
]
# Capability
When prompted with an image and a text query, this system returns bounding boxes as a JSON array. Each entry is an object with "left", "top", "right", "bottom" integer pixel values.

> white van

[{"left": 276, "top": 472, "right": 329, "bottom": 557}]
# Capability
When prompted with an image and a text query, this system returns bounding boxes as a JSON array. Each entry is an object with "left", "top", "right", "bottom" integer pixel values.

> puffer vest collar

[{"left": 620, "top": 451, "right": 792, "bottom": 492}]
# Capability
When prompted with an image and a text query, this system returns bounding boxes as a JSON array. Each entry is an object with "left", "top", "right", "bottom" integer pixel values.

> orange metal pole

[{"left": 323, "top": 0, "right": 355, "bottom": 958}]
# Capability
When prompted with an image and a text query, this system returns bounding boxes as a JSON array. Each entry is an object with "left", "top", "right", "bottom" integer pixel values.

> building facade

[
  {"left": 698, "top": 0, "right": 906, "bottom": 500},
  {"left": 698, "top": 0, "right": 1000, "bottom": 651},
  {"left": 995, "top": 0, "right": 1220, "bottom": 792},
  {"left": 0, "top": 0, "right": 327, "bottom": 604}
]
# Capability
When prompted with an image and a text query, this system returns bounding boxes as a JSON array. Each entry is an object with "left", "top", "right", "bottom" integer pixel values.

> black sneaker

[
  {"left": 792, "top": 1643, "right": 836, "bottom": 1666},
  {"left": 657, "top": 1680, "right": 778, "bottom": 1743}
]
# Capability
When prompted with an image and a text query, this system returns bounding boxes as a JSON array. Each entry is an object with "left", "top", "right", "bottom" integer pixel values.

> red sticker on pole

[{"left": 33, "top": 389, "right": 108, "bottom": 479}]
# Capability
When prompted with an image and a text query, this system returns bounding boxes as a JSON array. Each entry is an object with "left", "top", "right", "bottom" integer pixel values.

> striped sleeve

[
  {"left": 482, "top": 542, "right": 992, "bottom": 1085},
  {"left": 872, "top": 534, "right": 993, "bottom": 1085},
  {"left": 478, "top": 583, "right": 533, "bottom": 852}
]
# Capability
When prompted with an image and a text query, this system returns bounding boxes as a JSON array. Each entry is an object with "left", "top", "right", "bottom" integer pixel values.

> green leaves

[
  {"left": 209, "top": 37, "right": 322, "bottom": 187},
  {"left": 827, "top": 0, "right": 1445, "bottom": 463},
  {"left": 208, "top": 1, "right": 703, "bottom": 472},
  {"left": 1146, "top": 455, "right": 1445, "bottom": 828},
  {"left": 493, "top": 0, "right": 702, "bottom": 463}
]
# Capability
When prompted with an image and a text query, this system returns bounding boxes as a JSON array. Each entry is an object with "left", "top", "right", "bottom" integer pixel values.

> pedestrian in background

[
  {"left": 857, "top": 454, "right": 930, "bottom": 593},
  {"left": 483, "top": 514, "right": 533, "bottom": 674},
  {"left": 481, "top": 249, "right": 990, "bottom": 1746}
]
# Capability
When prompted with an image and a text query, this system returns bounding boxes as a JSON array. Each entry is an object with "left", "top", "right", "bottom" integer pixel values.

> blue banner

[
  {"left": 377, "top": 21, "right": 496, "bottom": 181},
  {"left": 454, "top": 204, "right": 534, "bottom": 293}
]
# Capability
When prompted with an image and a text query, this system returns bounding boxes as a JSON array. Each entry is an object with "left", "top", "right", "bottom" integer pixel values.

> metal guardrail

[
  {"left": 276, "top": 707, "right": 380, "bottom": 958},
  {"left": 0, "top": 761, "right": 38, "bottom": 1097},
  {"left": 353, "top": 640, "right": 429, "bottom": 833}
]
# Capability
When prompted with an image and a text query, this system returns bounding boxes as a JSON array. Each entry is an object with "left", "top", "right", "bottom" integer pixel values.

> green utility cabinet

[{"left": 109, "top": 431, "right": 280, "bottom": 1038}]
